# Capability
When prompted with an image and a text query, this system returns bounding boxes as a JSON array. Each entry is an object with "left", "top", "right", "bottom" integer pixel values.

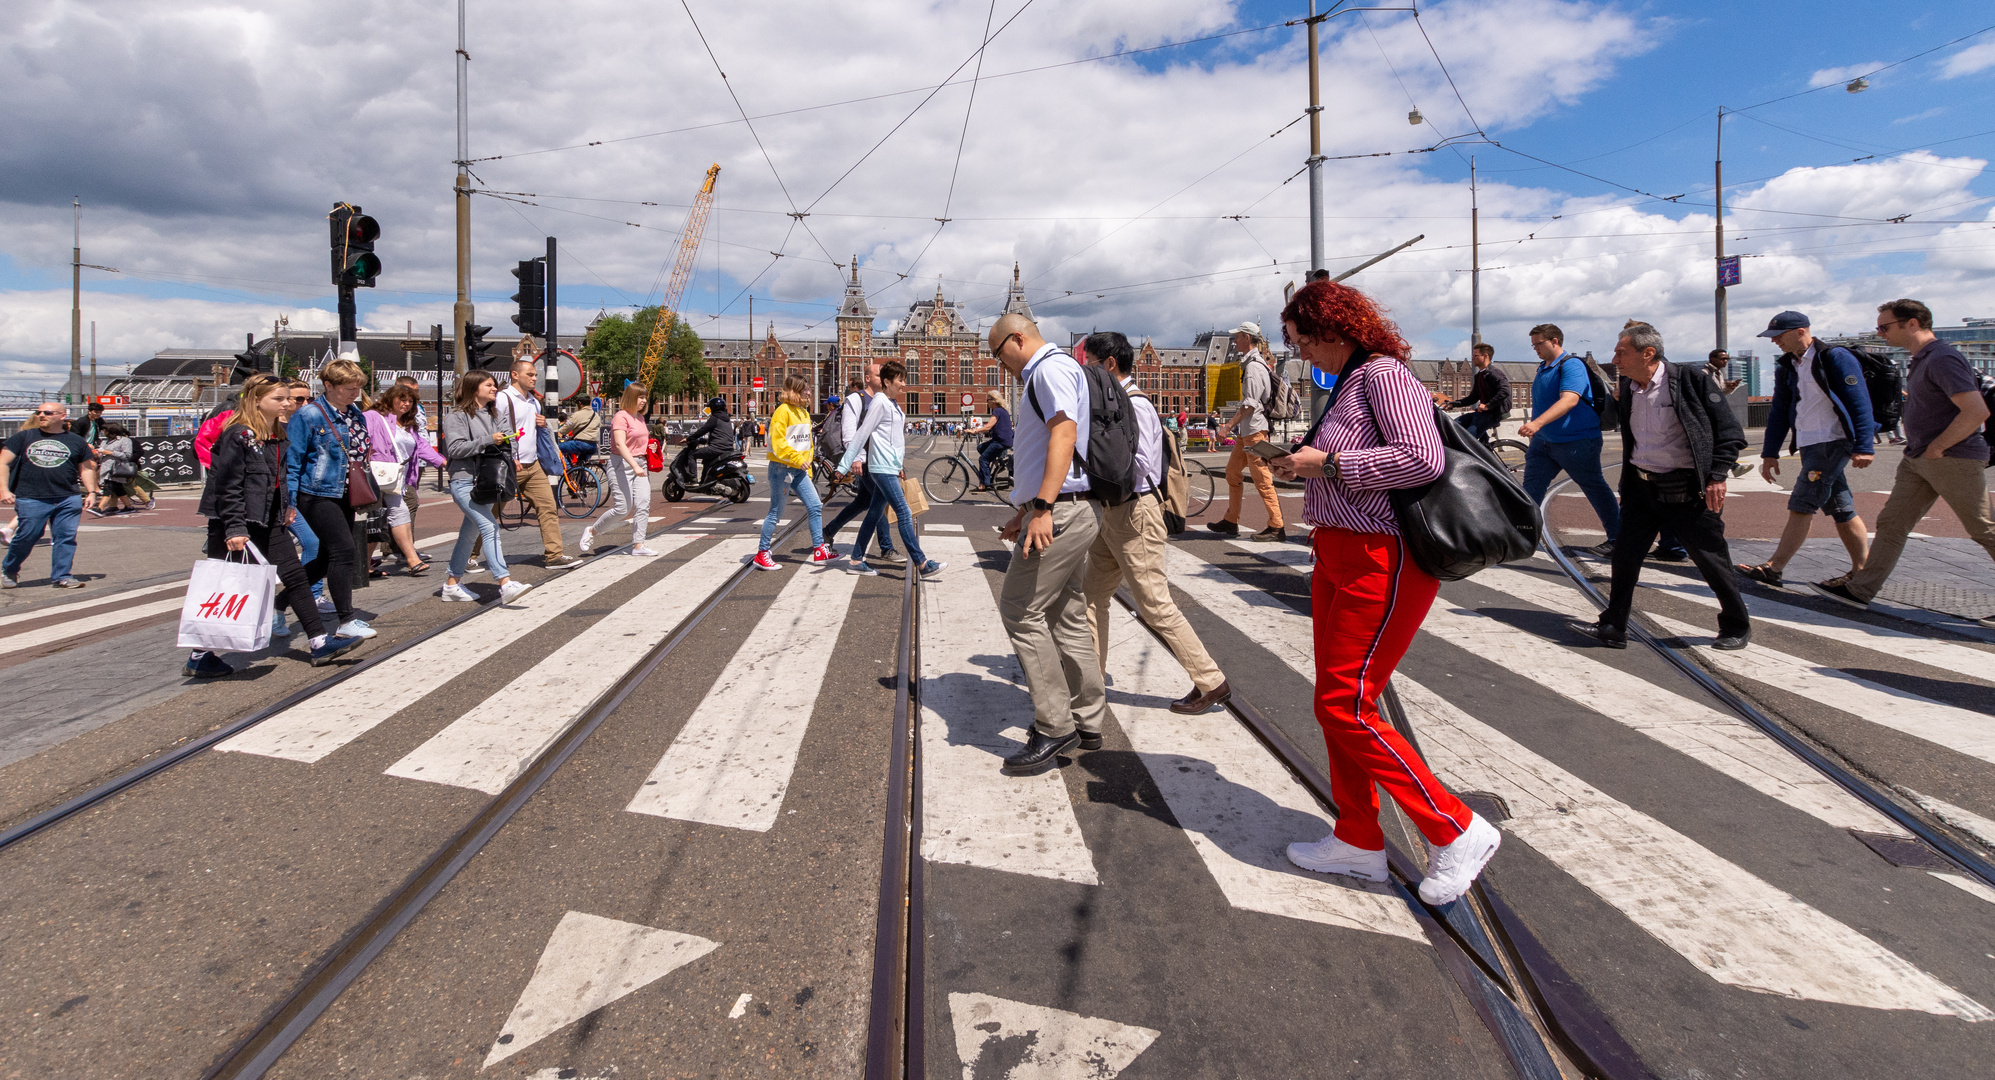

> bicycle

[
  {"left": 1171, "top": 430, "right": 1215, "bottom": 517},
  {"left": 922, "top": 435, "right": 1012, "bottom": 503},
  {"left": 810, "top": 453, "right": 851, "bottom": 503},
  {"left": 1451, "top": 411, "right": 1529, "bottom": 480},
  {"left": 501, "top": 454, "right": 606, "bottom": 528}
]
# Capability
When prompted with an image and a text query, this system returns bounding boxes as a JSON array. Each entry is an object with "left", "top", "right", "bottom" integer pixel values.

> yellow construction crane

[{"left": 635, "top": 163, "right": 722, "bottom": 391}]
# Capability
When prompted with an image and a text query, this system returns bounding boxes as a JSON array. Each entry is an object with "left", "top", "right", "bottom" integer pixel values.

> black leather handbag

[
  {"left": 1388, "top": 403, "right": 1544, "bottom": 581},
  {"left": 471, "top": 445, "right": 517, "bottom": 505}
]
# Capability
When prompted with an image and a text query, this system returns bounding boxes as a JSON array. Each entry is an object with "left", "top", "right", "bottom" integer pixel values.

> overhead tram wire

[
  {"left": 1724, "top": 22, "right": 1995, "bottom": 116},
  {"left": 885, "top": 0, "right": 1003, "bottom": 300},
  {"left": 464, "top": 20, "right": 1291, "bottom": 165}
]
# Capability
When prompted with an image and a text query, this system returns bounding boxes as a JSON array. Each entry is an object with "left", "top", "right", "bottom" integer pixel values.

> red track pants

[{"left": 1310, "top": 526, "right": 1472, "bottom": 850}]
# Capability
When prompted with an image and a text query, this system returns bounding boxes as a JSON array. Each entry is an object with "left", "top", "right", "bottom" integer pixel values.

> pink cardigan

[{"left": 364, "top": 409, "right": 447, "bottom": 488}]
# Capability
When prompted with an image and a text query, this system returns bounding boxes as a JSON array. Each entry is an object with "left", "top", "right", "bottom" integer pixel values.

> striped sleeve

[{"left": 1337, "top": 363, "right": 1445, "bottom": 491}]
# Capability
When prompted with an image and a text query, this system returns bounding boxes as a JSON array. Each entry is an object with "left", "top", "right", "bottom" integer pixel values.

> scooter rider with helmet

[{"left": 679, "top": 396, "right": 737, "bottom": 485}]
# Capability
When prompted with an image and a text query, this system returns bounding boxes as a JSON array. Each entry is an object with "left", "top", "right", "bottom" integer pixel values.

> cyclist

[
  {"left": 966, "top": 389, "right": 1014, "bottom": 491},
  {"left": 677, "top": 396, "right": 737, "bottom": 486},
  {"left": 1441, "top": 342, "right": 1508, "bottom": 445},
  {"left": 557, "top": 403, "right": 602, "bottom": 463}
]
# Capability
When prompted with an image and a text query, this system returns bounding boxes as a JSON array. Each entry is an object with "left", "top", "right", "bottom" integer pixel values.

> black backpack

[
  {"left": 1979, "top": 375, "right": 1995, "bottom": 468},
  {"left": 1834, "top": 344, "right": 1905, "bottom": 432},
  {"left": 1026, "top": 353, "right": 1140, "bottom": 506},
  {"left": 1561, "top": 355, "right": 1615, "bottom": 424}
]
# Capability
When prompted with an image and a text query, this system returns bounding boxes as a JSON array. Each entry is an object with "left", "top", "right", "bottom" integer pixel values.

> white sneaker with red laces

[
  {"left": 809, "top": 544, "right": 837, "bottom": 564},
  {"left": 752, "top": 550, "right": 779, "bottom": 571}
]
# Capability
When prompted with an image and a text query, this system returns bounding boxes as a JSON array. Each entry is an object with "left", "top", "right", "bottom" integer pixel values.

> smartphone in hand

[{"left": 1246, "top": 440, "right": 1291, "bottom": 461}]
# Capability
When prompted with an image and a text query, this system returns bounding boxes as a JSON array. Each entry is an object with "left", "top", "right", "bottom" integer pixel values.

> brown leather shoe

[{"left": 1170, "top": 680, "right": 1232, "bottom": 714}]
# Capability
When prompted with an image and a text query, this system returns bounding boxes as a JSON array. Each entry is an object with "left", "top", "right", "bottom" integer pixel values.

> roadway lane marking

[
  {"left": 385, "top": 538, "right": 758, "bottom": 793},
  {"left": 0, "top": 580, "right": 183, "bottom": 630},
  {"left": 625, "top": 561, "right": 859, "bottom": 830},
  {"left": 1930, "top": 873, "right": 1995, "bottom": 906},
  {"left": 1627, "top": 567, "right": 1995, "bottom": 684},
  {"left": 0, "top": 595, "right": 185, "bottom": 652},
  {"left": 923, "top": 523, "right": 966, "bottom": 532},
  {"left": 917, "top": 535, "right": 1099, "bottom": 886},
  {"left": 1900, "top": 788, "right": 1995, "bottom": 849},
  {"left": 485, "top": 910, "right": 720, "bottom": 1068},
  {"left": 1099, "top": 602, "right": 1426, "bottom": 941},
  {"left": 1481, "top": 567, "right": 1995, "bottom": 767},
  {"left": 948, "top": 993, "right": 1159, "bottom": 1080},
  {"left": 1212, "top": 541, "right": 1908, "bottom": 838},
  {"left": 215, "top": 544, "right": 681, "bottom": 762},
  {"left": 1396, "top": 677, "right": 1993, "bottom": 1020}
]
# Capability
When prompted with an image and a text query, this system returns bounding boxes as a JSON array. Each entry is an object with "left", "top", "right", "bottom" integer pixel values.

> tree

[{"left": 582, "top": 307, "right": 713, "bottom": 407}]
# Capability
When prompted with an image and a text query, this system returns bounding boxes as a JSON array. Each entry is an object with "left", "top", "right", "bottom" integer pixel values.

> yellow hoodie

[{"left": 768, "top": 401, "right": 814, "bottom": 469}]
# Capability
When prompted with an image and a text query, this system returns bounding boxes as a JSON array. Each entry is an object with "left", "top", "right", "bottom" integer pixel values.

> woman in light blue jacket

[
  {"left": 283, "top": 359, "right": 374, "bottom": 639},
  {"left": 836, "top": 360, "right": 944, "bottom": 578}
]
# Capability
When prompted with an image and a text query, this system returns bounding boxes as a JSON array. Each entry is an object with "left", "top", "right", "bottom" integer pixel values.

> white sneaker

[
  {"left": 1418, "top": 814, "right": 1501, "bottom": 905},
  {"left": 315, "top": 594, "right": 336, "bottom": 613},
  {"left": 499, "top": 579, "right": 534, "bottom": 604},
  {"left": 1285, "top": 833, "right": 1388, "bottom": 881},
  {"left": 335, "top": 618, "right": 377, "bottom": 639},
  {"left": 440, "top": 582, "right": 476, "bottom": 602},
  {"left": 630, "top": 546, "right": 659, "bottom": 557},
  {"left": 577, "top": 527, "right": 595, "bottom": 556}
]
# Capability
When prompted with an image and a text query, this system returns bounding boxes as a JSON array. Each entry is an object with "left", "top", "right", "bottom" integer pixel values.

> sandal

[
  {"left": 1734, "top": 562, "right": 1783, "bottom": 586},
  {"left": 405, "top": 559, "right": 431, "bottom": 576}
]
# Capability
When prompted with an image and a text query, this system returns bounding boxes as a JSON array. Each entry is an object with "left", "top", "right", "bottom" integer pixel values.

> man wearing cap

[
  {"left": 1734, "top": 310, "right": 1874, "bottom": 589},
  {"left": 1208, "top": 321, "right": 1286, "bottom": 542}
]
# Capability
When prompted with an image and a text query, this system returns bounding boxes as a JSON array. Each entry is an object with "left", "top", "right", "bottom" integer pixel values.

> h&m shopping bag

[{"left": 177, "top": 542, "right": 278, "bottom": 652}]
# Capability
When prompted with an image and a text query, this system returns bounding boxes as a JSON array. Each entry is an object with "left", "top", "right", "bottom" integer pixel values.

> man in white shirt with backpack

[
  {"left": 989, "top": 313, "right": 1106, "bottom": 777},
  {"left": 1209, "top": 321, "right": 1288, "bottom": 542},
  {"left": 1078, "top": 332, "right": 1231, "bottom": 715}
]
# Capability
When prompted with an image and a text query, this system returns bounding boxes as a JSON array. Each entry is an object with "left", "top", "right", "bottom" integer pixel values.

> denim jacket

[{"left": 285, "top": 397, "right": 356, "bottom": 498}]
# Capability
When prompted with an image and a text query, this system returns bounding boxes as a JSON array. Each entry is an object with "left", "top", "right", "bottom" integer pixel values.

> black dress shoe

[
  {"left": 1651, "top": 548, "right": 1690, "bottom": 562},
  {"left": 1171, "top": 680, "right": 1232, "bottom": 715},
  {"left": 1076, "top": 730, "right": 1104, "bottom": 751},
  {"left": 1002, "top": 728, "right": 1079, "bottom": 775},
  {"left": 1712, "top": 629, "right": 1751, "bottom": 651},
  {"left": 1249, "top": 526, "right": 1287, "bottom": 543},
  {"left": 1206, "top": 520, "right": 1240, "bottom": 537},
  {"left": 1566, "top": 618, "right": 1628, "bottom": 649}
]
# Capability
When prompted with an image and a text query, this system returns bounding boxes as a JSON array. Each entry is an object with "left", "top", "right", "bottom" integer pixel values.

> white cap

[{"left": 1229, "top": 321, "right": 1262, "bottom": 338}]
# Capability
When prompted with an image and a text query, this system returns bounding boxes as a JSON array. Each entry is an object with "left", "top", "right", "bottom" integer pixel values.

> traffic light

[
  {"left": 462, "top": 323, "right": 499, "bottom": 368},
  {"left": 510, "top": 259, "right": 545, "bottom": 336},
  {"left": 329, "top": 203, "right": 381, "bottom": 287}
]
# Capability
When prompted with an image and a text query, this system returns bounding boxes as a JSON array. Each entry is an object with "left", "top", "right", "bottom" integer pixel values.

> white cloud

[
  {"left": 1807, "top": 62, "right": 1886, "bottom": 89},
  {"left": 1939, "top": 40, "right": 1995, "bottom": 79},
  {"left": 1892, "top": 107, "right": 1945, "bottom": 124}
]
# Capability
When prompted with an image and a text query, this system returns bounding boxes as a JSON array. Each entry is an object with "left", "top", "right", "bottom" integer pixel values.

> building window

[
  {"left": 984, "top": 366, "right": 998, "bottom": 387},
  {"left": 932, "top": 393, "right": 945, "bottom": 414}
]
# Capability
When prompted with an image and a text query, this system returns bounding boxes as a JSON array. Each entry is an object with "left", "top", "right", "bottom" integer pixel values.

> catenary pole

[
  {"left": 71, "top": 198, "right": 83, "bottom": 403},
  {"left": 1471, "top": 156, "right": 1481, "bottom": 346},
  {"left": 453, "top": 0, "right": 473, "bottom": 374},
  {"left": 1305, "top": 1, "right": 1325, "bottom": 274},
  {"left": 1714, "top": 108, "right": 1727, "bottom": 356}
]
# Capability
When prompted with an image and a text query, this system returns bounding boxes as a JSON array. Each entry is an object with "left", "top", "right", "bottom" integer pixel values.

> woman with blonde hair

[
  {"left": 185, "top": 374, "right": 360, "bottom": 677},
  {"left": 580, "top": 382, "right": 659, "bottom": 557},
  {"left": 754, "top": 373, "right": 837, "bottom": 570},
  {"left": 366, "top": 383, "right": 447, "bottom": 574},
  {"left": 284, "top": 359, "right": 377, "bottom": 640},
  {"left": 1268, "top": 280, "right": 1498, "bottom": 905}
]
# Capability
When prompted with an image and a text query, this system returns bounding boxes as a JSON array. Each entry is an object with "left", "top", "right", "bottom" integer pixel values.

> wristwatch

[{"left": 1028, "top": 497, "right": 1055, "bottom": 512}]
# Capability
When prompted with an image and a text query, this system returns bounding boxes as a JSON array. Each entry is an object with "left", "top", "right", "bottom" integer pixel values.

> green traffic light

[{"left": 348, "top": 253, "right": 382, "bottom": 279}]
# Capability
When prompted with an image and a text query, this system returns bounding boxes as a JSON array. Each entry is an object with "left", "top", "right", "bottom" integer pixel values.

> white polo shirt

[
  {"left": 498, "top": 385, "right": 541, "bottom": 465},
  {"left": 1010, "top": 344, "right": 1091, "bottom": 506}
]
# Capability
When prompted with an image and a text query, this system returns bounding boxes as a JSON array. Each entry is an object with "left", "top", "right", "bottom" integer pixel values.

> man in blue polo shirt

[{"left": 1519, "top": 323, "right": 1620, "bottom": 556}]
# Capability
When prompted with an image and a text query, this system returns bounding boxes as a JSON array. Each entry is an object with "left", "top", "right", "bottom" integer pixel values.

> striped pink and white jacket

[{"left": 1301, "top": 355, "right": 1445, "bottom": 537}]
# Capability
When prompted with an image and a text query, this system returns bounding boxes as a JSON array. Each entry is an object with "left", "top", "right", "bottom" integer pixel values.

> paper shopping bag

[
  {"left": 177, "top": 542, "right": 278, "bottom": 652},
  {"left": 903, "top": 476, "right": 929, "bottom": 517}
]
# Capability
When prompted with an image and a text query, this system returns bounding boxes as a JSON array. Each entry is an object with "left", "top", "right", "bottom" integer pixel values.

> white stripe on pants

[{"left": 593, "top": 459, "right": 650, "bottom": 544}]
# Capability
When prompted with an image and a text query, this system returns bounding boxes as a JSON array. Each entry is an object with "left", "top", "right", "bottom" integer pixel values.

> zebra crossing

[{"left": 197, "top": 517, "right": 1995, "bottom": 1030}]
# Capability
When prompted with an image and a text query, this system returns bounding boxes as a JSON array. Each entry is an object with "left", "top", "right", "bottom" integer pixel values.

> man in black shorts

[{"left": 1, "top": 403, "right": 101, "bottom": 589}]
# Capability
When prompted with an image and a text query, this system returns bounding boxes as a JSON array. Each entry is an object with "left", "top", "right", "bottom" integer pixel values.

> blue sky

[{"left": 2, "top": 1, "right": 1992, "bottom": 383}]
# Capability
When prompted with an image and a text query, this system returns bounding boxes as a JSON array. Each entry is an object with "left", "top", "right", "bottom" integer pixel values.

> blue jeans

[
  {"left": 761, "top": 462, "right": 824, "bottom": 550},
  {"left": 1453, "top": 410, "right": 1499, "bottom": 444},
  {"left": 3, "top": 495, "right": 81, "bottom": 582},
  {"left": 289, "top": 513, "right": 326, "bottom": 601},
  {"left": 1521, "top": 436, "right": 1621, "bottom": 541},
  {"left": 825, "top": 471, "right": 895, "bottom": 554},
  {"left": 1789, "top": 439, "right": 1858, "bottom": 523},
  {"left": 559, "top": 439, "right": 596, "bottom": 461},
  {"left": 448, "top": 476, "right": 509, "bottom": 581},
  {"left": 978, "top": 440, "right": 1008, "bottom": 487},
  {"left": 855, "top": 473, "right": 926, "bottom": 566}
]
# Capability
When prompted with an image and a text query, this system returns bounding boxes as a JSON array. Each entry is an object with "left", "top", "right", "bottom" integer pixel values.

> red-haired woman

[{"left": 1269, "top": 280, "right": 1500, "bottom": 906}]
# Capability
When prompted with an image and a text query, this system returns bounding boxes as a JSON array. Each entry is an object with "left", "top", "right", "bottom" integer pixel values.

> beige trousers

[
  {"left": 1083, "top": 494, "right": 1225, "bottom": 694},
  {"left": 999, "top": 499, "right": 1106, "bottom": 738},
  {"left": 516, "top": 460, "right": 567, "bottom": 560},
  {"left": 1846, "top": 454, "right": 1995, "bottom": 602}
]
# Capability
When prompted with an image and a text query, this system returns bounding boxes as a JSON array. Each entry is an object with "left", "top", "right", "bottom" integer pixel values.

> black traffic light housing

[
  {"left": 329, "top": 203, "right": 381, "bottom": 288},
  {"left": 511, "top": 259, "right": 545, "bottom": 336},
  {"left": 463, "top": 323, "right": 499, "bottom": 368}
]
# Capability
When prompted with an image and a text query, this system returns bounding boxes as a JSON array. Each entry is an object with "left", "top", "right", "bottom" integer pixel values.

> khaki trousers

[
  {"left": 1224, "top": 431, "right": 1284, "bottom": 528},
  {"left": 1083, "top": 493, "right": 1225, "bottom": 694},
  {"left": 1000, "top": 499, "right": 1106, "bottom": 738},
  {"left": 516, "top": 460, "right": 567, "bottom": 560},
  {"left": 1847, "top": 454, "right": 1995, "bottom": 602}
]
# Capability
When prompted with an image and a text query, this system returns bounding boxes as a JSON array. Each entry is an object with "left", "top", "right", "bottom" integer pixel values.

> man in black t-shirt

[{"left": 1, "top": 402, "right": 101, "bottom": 588}]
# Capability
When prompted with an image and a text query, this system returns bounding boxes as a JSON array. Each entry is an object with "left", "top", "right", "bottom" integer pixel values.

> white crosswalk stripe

[
  {"left": 916, "top": 535, "right": 1099, "bottom": 885},
  {"left": 625, "top": 561, "right": 860, "bottom": 831},
  {"left": 385, "top": 539, "right": 757, "bottom": 793},
  {"left": 1199, "top": 542, "right": 1905, "bottom": 837},
  {"left": 1480, "top": 566, "right": 1995, "bottom": 768},
  {"left": 217, "top": 543, "right": 685, "bottom": 762}
]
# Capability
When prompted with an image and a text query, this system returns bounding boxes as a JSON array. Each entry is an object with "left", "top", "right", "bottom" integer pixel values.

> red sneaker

[
  {"left": 809, "top": 544, "right": 838, "bottom": 564},
  {"left": 753, "top": 550, "right": 779, "bottom": 571}
]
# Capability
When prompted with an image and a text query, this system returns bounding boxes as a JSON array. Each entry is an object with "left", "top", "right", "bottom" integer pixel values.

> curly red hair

[{"left": 1280, "top": 281, "right": 1411, "bottom": 360}]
